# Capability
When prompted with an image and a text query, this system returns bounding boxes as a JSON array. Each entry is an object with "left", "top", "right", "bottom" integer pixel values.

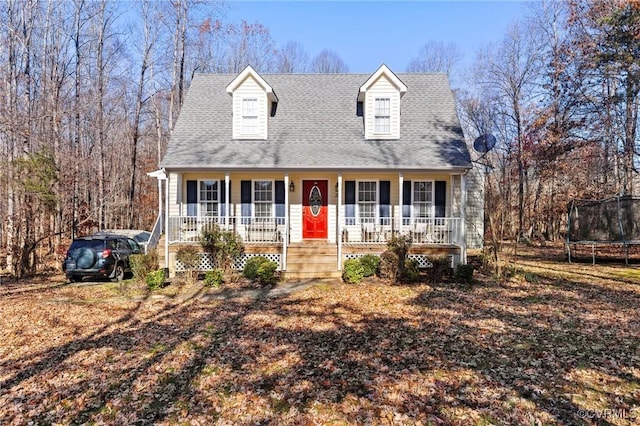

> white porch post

[
  {"left": 337, "top": 173, "right": 342, "bottom": 271},
  {"left": 225, "top": 172, "right": 230, "bottom": 229},
  {"left": 157, "top": 179, "right": 163, "bottom": 233},
  {"left": 164, "top": 173, "right": 170, "bottom": 271},
  {"left": 398, "top": 173, "right": 404, "bottom": 234},
  {"left": 461, "top": 173, "right": 467, "bottom": 264},
  {"left": 283, "top": 174, "right": 289, "bottom": 271}
]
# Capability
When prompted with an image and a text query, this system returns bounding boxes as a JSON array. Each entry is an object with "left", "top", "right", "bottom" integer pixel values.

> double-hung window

[
  {"left": 242, "top": 98, "right": 258, "bottom": 134},
  {"left": 199, "top": 180, "right": 219, "bottom": 217},
  {"left": 253, "top": 180, "right": 273, "bottom": 217},
  {"left": 374, "top": 98, "right": 391, "bottom": 134},
  {"left": 358, "top": 181, "right": 377, "bottom": 223},
  {"left": 413, "top": 181, "right": 434, "bottom": 219}
]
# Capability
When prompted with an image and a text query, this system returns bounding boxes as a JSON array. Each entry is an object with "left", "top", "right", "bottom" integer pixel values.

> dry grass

[{"left": 0, "top": 245, "right": 639, "bottom": 425}]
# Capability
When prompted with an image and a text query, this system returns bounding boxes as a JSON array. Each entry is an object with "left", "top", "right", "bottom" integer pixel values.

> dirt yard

[{"left": 1, "top": 245, "right": 639, "bottom": 425}]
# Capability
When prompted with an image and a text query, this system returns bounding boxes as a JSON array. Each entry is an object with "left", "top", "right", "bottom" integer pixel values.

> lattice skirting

[
  {"left": 234, "top": 253, "right": 281, "bottom": 271},
  {"left": 344, "top": 253, "right": 451, "bottom": 269},
  {"left": 175, "top": 253, "right": 282, "bottom": 272}
]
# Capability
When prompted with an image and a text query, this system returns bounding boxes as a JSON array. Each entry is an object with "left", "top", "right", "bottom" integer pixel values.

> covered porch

[{"left": 148, "top": 170, "right": 469, "bottom": 277}]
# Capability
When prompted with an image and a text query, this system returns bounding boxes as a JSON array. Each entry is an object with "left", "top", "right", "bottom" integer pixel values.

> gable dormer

[
  {"left": 226, "top": 66, "right": 278, "bottom": 140},
  {"left": 358, "top": 64, "right": 407, "bottom": 140}
]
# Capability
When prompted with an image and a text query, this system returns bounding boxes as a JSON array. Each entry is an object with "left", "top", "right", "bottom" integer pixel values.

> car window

[
  {"left": 126, "top": 238, "right": 141, "bottom": 252},
  {"left": 69, "top": 239, "right": 104, "bottom": 251},
  {"left": 132, "top": 232, "right": 150, "bottom": 242},
  {"left": 116, "top": 239, "right": 128, "bottom": 250},
  {"left": 107, "top": 240, "right": 118, "bottom": 250}
]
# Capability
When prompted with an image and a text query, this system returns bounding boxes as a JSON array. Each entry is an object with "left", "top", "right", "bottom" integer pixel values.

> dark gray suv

[{"left": 62, "top": 234, "right": 142, "bottom": 282}]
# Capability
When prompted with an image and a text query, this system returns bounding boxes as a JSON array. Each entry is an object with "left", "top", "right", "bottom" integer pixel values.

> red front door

[{"left": 302, "top": 180, "right": 328, "bottom": 239}]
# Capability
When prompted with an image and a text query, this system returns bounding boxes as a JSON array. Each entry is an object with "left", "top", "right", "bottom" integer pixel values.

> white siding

[
  {"left": 364, "top": 75, "right": 401, "bottom": 140},
  {"left": 232, "top": 76, "right": 269, "bottom": 140},
  {"left": 289, "top": 204, "right": 302, "bottom": 242},
  {"left": 168, "top": 173, "right": 180, "bottom": 216},
  {"left": 465, "top": 166, "right": 485, "bottom": 249}
]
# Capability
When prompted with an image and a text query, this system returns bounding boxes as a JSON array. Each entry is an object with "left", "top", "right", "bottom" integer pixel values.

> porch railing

[
  {"left": 341, "top": 217, "right": 461, "bottom": 245},
  {"left": 168, "top": 215, "right": 461, "bottom": 245},
  {"left": 168, "top": 216, "right": 284, "bottom": 244}
]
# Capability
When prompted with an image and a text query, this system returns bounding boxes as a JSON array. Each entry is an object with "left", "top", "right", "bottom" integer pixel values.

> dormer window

[
  {"left": 226, "top": 65, "right": 278, "bottom": 140},
  {"left": 374, "top": 98, "right": 391, "bottom": 134},
  {"left": 358, "top": 64, "right": 407, "bottom": 140},
  {"left": 242, "top": 98, "right": 258, "bottom": 134}
]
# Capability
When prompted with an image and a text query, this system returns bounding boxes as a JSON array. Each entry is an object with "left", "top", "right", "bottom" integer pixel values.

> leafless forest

[{"left": 1, "top": 0, "right": 637, "bottom": 277}]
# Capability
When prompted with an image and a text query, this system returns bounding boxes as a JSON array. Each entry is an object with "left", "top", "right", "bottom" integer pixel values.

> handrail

[{"left": 146, "top": 213, "right": 163, "bottom": 254}]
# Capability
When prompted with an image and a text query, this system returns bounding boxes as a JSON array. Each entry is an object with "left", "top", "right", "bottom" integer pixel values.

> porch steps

[
  {"left": 156, "top": 234, "right": 166, "bottom": 266},
  {"left": 284, "top": 242, "right": 342, "bottom": 280}
]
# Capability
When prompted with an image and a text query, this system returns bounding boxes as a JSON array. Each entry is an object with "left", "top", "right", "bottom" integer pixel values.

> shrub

[
  {"left": 454, "top": 263, "right": 475, "bottom": 283},
  {"left": 401, "top": 258, "right": 420, "bottom": 283},
  {"left": 428, "top": 255, "right": 451, "bottom": 283},
  {"left": 342, "top": 259, "right": 365, "bottom": 284},
  {"left": 146, "top": 269, "right": 166, "bottom": 290},
  {"left": 378, "top": 250, "right": 399, "bottom": 283},
  {"left": 200, "top": 224, "right": 245, "bottom": 275},
  {"left": 256, "top": 260, "right": 279, "bottom": 287},
  {"left": 199, "top": 223, "right": 220, "bottom": 254},
  {"left": 176, "top": 246, "right": 200, "bottom": 283},
  {"left": 243, "top": 256, "right": 278, "bottom": 286},
  {"left": 129, "top": 253, "right": 157, "bottom": 283},
  {"left": 243, "top": 256, "right": 270, "bottom": 280},
  {"left": 359, "top": 254, "right": 380, "bottom": 277},
  {"left": 215, "top": 231, "right": 245, "bottom": 274},
  {"left": 204, "top": 268, "right": 224, "bottom": 288},
  {"left": 387, "top": 234, "right": 412, "bottom": 277}
]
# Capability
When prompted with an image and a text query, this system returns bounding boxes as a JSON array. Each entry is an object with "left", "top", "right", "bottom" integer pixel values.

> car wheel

[{"left": 111, "top": 263, "right": 125, "bottom": 282}]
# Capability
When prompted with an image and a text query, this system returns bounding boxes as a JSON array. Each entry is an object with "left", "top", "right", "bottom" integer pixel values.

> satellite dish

[{"left": 473, "top": 134, "right": 497, "bottom": 153}]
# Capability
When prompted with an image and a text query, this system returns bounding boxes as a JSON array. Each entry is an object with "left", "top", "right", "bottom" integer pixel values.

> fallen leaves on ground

[{"left": 1, "top": 246, "right": 639, "bottom": 425}]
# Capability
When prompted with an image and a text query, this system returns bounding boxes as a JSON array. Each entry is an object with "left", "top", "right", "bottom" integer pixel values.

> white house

[{"left": 150, "top": 64, "right": 483, "bottom": 279}]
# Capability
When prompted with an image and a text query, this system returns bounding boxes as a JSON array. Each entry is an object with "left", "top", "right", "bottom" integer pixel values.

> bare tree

[
  {"left": 479, "top": 22, "right": 544, "bottom": 242},
  {"left": 406, "top": 41, "right": 462, "bottom": 75},
  {"left": 275, "top": 41, "right": 309, "bottom": 73},
  {"left": 310, "top": 49, "right": 349, "bottom": 73}
]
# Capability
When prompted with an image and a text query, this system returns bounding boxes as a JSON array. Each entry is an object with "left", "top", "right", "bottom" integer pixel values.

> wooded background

[{"left": 1, "top": 0, "right": 638, "bottom": 277}]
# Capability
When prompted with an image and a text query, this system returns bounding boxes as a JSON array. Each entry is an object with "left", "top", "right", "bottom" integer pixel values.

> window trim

[
  {"left": 252, "top": 179, "right": 275, "bottom": 218},
  {"left": 412, "top": 180, "right": 435, "bottom": 220},
  {"left": 356, "top": 180, "right": 378, "bottom": 224},
  {"left": 198, "top": 179, "right": 220, "bottom": 218},
  {"left": 374, "top": 97, "right": 391, "bottom": 134},
  {"left": 241, "top": 97, "right": 259, "bottom": 135}
]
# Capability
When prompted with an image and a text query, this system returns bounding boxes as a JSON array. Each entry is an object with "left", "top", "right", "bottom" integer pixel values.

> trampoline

[{"left": 566, "top": 195, "right": 640, "bottom": 264}]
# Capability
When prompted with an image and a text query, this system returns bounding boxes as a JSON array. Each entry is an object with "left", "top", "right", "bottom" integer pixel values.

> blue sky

[{"left": 226, "top": 1, "right": 531, "bottom": 73}]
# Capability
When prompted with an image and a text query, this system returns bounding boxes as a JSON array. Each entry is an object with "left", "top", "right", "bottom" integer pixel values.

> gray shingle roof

[{"left": 160, "top": 73, "right": 471, "bottom": 171}]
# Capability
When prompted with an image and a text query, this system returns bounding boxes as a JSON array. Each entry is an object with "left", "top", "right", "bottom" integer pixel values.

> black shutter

[
  {"left": 379, "top": 181, "right": 390, "bottom": 224},
  {"left": 241, "top": 180, "right": 252, "bottom": 224},
  {"left": 187, "top": 180, "right": 197, "bottom": 216},
  {"left": 402, "top": 180, "right": 412, "bottom": 224},
  {"left": 275, "top": 180, "right": 285, "bottom": 224},
  {"left": 220, "top": 180, "right": 230, "bottom": 218},
  {"left": 435, "top": 181, "right": 446, "bottom": 217},
  {"left": 345, "top": 181, "right": 356, "bottom": 225}
]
